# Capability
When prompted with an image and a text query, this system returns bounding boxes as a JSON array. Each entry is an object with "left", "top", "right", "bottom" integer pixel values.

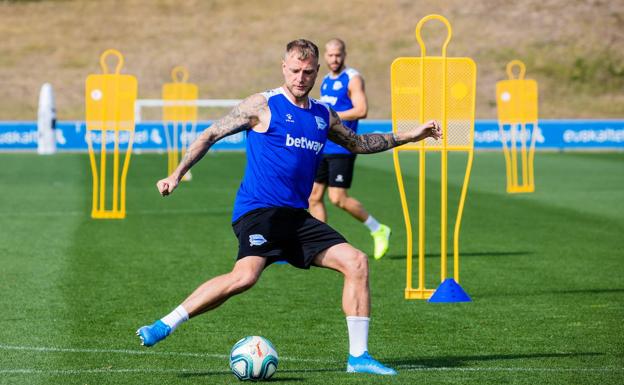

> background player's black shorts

[
  {"left": 232, "top": 207, "right": 347, "bottom": 269},
  {"left": 314, "top": 154, "right": 357, "bottom": 188}
]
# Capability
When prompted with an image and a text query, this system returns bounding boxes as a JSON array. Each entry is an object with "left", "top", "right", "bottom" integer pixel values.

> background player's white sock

[
  {"left": 346, "top": 316, "right": 369, "bottom": 357},
  {"left": 364, "top": 215, "right": 381, "bottom": 233},
  {"left": 161, "top": 305, "right": 189, "bottom": 332}
]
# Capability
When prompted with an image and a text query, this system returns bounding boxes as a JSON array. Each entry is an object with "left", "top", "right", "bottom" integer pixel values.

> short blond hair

[{"left": 285, "top": 39, "right": 319, "bottom": 61}]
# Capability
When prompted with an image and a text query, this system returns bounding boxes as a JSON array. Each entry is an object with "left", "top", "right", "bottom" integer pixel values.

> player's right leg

[
  {"left": 136, "top": 256, "right": 266, "bottom": 347},
  {"left": 313, "top": 242, "right": 369, "bottom": 316}
]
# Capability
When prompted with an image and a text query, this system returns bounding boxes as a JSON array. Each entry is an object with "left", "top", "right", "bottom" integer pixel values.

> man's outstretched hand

[
  {"left": 156, "top": 176, "right": 179, "bottom": 196},
  {"left": 411, "top": 120, "right": 442, "bottom": 142}
]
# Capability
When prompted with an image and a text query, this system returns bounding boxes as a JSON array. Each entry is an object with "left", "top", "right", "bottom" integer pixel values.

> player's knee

[
  {"left": 328, "top": 193, "right": 346, "bottom": 208},
  {"left": 345, "top": 249, "right": 369, "bottom": 280},
  {"left": 308, "top": 195, "right": 322, "bottom": 206},
  {"left": 309, "top": 183, "right": 326, "bottom": 204},
  {"left": 230, "top": 270, "right": 260, "bottom": 293}
]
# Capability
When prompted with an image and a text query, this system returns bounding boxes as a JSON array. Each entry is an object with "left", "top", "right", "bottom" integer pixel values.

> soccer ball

[{"left": 229, "top": 336, "right": 279, "bottom": 381}]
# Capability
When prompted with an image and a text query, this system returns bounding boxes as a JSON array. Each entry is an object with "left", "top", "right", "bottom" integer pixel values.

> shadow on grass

[
  {"left": 177, "top": 353, "right": 606, "bottom": 379},
  {"left": 178, "top": 370, "right": 230, "bottom": 377},
  {"left": 386, "top": 352, "right": 605, "bottom": 368},
  {"left": 386, "top": 251, "right": 533, "bottom": 260}
]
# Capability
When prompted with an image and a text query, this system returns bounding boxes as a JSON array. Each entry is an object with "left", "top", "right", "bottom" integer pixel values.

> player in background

[
  {"left": 137, "top": 39, "right": 441, "bottom": 376},
  {"left": 309, "top": 38, "right": 391, "bottom": 260}
]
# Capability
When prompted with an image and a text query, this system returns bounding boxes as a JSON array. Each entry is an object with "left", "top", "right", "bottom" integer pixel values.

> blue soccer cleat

[
  {"left": 346, "top": 351, "right": 397, "bottom": 375},
  {"left": 136, "top": 320, "right": 171, "bottom": 347}
]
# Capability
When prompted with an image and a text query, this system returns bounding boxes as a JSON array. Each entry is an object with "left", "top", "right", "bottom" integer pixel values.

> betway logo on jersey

[{"left": 285, "top": 133, "right": 324, "bottom": 154}]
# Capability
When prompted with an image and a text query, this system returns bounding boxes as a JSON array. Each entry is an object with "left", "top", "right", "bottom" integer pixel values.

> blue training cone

[{"left": 428, "top": 278, "right": 472, "bottom": 303}]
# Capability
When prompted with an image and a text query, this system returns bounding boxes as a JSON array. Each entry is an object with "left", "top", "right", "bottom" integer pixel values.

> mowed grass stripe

[{"left": 0, "top": 154, "right": 89, "bottom": 365}]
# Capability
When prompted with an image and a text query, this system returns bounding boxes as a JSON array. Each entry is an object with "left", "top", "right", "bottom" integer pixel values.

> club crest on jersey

[
  {"left": 319, "top": 95, "right": 337, "bottom": 106},
  {"left": 249, "top": 234, "right": 267, "bottom": 246},
  {"left": 332, "top": 81, "right": 343, "bottom": 90},
  {"left": 315, "top": 116, "right": 327, "bottom": 130},
  {"left": 285, "top": 113, "right": 295, "bottom": 123}
]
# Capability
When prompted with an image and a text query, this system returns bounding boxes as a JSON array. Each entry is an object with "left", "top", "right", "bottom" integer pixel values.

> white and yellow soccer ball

[{"left": 229, "top": 336, "right": 279, "bottom": 381}]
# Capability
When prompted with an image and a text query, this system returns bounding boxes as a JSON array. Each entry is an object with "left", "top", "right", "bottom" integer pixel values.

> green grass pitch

[{"left": 0, "top": 151, "right": 622, "bottom": 385}]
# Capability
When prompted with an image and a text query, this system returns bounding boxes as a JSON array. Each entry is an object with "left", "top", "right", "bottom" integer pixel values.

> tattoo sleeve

[
  {"left": 174, "top": 95, "right": 266, "bottom": 178},
  {"left": 327, "top": 108, "right": 400, "bottom": 154}
]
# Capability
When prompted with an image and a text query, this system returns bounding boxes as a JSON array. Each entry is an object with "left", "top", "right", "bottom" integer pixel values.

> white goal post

[{"left": 134, "top": 99, "right": 242, "bottom": 122}]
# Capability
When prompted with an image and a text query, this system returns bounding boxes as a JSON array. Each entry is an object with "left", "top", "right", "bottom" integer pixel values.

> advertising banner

[{"left": 1, "top": 120, "right": 623, "bottom": 152}]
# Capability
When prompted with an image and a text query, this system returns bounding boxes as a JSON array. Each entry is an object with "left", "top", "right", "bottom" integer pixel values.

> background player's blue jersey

[
  {"left": 232, "top": 88, "right": 331, "bottom": 222},
  {"left": 319, "top": 67, "right": 360, "bottom": 155}
]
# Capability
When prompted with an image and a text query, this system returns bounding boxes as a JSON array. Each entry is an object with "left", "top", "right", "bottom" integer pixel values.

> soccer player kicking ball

[{"left": 137, "top": 39, "right": 441, "bottom": 376}]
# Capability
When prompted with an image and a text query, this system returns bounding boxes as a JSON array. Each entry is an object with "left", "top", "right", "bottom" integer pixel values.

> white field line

[
  {"left": 0, "top": 344, "right": 336, "bottom": 364},
  {"left": 1, "top": 368, "right": 220, "bottom": 374}
]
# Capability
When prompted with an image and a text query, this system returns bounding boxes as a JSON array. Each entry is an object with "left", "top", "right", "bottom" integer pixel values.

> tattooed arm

[
  {"left": 327, "top": 107, "right": 442, "bottom": 154},
  {"left": 156, "top": 93, "right": 268, "bottom": 196}
]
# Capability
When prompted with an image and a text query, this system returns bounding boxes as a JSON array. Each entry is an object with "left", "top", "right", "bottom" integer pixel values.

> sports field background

[
  {"left": 1, "top": 0, "right": 623, "bottom": 120},
  {"left": 1, "top": 151, "right": 622, "bottom": 384}
]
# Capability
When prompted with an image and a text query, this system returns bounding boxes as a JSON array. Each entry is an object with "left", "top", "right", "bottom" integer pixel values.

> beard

[
  {"left": 287, "top": 83, "right": 312, "bottom": 98},
  {"left": 329, "top": 61, "right": 343, "bottom": 72}
]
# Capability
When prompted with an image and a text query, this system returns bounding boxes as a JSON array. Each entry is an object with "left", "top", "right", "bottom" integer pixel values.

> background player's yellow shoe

[{"left": 371, "top": 224, "right": 391, "bottom": 260}]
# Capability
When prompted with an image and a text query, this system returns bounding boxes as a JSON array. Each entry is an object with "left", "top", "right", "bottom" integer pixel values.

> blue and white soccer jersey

[
  {"left": 232, "top": 87, "right": 330, "bottom": 222},
  {"left": 231, "top": 87, "right": 346, "bottom": 267},
  {"left": 319, "top": 67, "right": 360, "bottom": 155},
  {"left": 316, "top": 67, "right": 362, "bottom": 188}
]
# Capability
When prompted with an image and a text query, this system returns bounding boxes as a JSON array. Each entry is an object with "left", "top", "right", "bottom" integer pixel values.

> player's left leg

[{"left": 313, "top": 243, "right": 397, "bottom": 375}]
